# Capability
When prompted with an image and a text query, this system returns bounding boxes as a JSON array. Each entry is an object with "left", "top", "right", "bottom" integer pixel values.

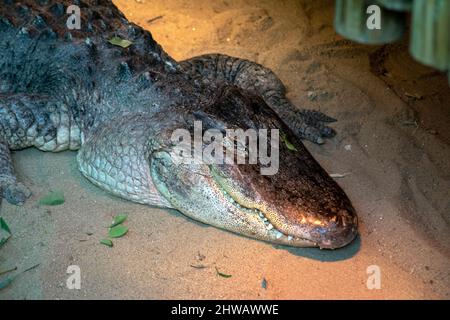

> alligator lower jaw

[{"left": 218, "top": 187, "right": 318, "bottom": 247}]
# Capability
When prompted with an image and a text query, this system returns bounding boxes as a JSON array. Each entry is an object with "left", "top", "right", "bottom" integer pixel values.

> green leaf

[
  {"left": 100, "top": 239, "right": 113, "bottom": 247},
  {"left": 0, "top": 266, "right": 17, "bottom": 277},
  {"left": 110, "top": 214, "right": 128, "bottom": 228},
  {"left": 0, "top": 217, "right": 11, "bottom": 234},
  {"left": 38, "top": 191, "right": 65, "bottom": 206},
  {"left": 284, "top": 139, "right": 297, "bottom": 151},
  {"left": 215, "top": 267, "right": 232, "bottom": 278},
  {"left": 280, "top": 132, "right": 297, "bottom": 151},
  {"left": 0, "top": 276, "right": 14, "bottom": 290},
  {"left": 22, "top": 264, "right": 40, "bottom": 274},
  {"left": 108, "top": 225, "right": 128, "bottom": 238},
  {"left": 108, "top": 36, "right": 133, "bottom": 48},
  {"left": 261, "top": 278, "right": 268, "bottom": 289}
]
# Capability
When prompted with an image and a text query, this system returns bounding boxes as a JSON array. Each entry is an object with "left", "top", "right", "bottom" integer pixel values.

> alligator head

[{"left": 150, "top": 86, "right": 358, "bottom": 249}]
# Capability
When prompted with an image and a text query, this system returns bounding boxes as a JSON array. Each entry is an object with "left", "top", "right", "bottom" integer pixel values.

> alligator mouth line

[{"left": 219, "top": 186, "right": 316, "bottom": 246}]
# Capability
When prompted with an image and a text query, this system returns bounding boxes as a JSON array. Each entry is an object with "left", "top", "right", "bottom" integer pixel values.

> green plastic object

[
  {"left": 334, "top": 0, "right": 406, "bottom": 44},
  {"left": 376, "top": 0, "right": 412, "bottom": 12},
  {"left": 410, "top": 0, "right": 450, "bottom": 72}
]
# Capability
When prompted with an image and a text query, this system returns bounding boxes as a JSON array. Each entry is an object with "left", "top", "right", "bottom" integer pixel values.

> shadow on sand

[{"left": 274, "top": 235, "right": 361, "bottom": 262}]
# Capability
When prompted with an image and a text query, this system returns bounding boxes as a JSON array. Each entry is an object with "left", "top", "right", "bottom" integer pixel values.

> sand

[{"left": 0, "top": 0, "right": 449, "bottom": 299}]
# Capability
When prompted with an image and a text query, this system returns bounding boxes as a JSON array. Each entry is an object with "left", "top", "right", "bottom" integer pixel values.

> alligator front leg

[
  {"left": 0, "top": 93, "right": 81, "bottom": 206},
  {"left": 0, "top": 140, "right": 31, "bottom": 205},
  {"left": 181, "top": 54, "right": 336, "bottom": 144},
  {"left": 0, "top": 94, "right": 42, "bottom": 206}
]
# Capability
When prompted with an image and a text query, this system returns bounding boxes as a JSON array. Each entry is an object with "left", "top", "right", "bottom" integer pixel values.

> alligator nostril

[
  {"left": 314, "top": 208, "right": 358, "bottom": 249},
  {"left": 336, "top": 208, "right": 357, "bottom": 227}
]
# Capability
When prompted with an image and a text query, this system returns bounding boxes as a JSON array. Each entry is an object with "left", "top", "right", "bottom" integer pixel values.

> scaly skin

[{"left": 0, "top": 0, "right": 358, "bottom": 249}]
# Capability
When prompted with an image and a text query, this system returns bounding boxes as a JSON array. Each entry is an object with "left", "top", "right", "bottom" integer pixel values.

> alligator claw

[{"left": 296, "top": 109, "right": 337, "bottom": 144}]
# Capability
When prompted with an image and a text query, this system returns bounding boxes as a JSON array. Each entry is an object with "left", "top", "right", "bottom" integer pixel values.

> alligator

[{"left": 0, "top": 0, "right": 358, "bottom": 249}]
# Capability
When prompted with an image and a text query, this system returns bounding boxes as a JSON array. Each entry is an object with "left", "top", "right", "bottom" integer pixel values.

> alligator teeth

[
  {"left": 275, "top": 231, "right": 283, "bottom": 239},
  {"left": 287, "top": 235, "right": 293, "bottom": 241},
  {"left": 266, "top": 223, "right": 274, "bottom": 230},
  {"left": 258, "top": 212, "right": 264, "bottom": 218}
]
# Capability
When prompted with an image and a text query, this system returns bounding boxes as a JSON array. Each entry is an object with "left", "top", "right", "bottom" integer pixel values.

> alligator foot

[{"left": 295, "top": 109, "right": 337, "bottom": 144}]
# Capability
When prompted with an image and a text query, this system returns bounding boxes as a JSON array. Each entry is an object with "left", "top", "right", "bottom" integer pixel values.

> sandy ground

[{"left": 1, "top": 0, "right": 449, "bottom": 299}]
